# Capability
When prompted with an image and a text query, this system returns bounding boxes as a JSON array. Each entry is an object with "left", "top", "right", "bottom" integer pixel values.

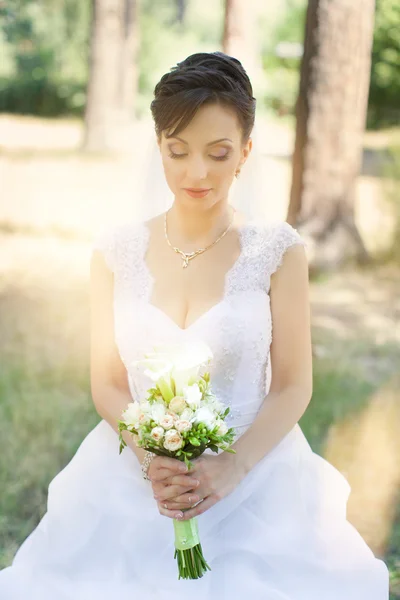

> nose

[{"left": 185, "top": 155, "right": 208, "bottom": 180}]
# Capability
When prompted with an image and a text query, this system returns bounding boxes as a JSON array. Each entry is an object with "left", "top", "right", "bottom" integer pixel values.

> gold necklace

[{"left": 164, "top": 207, "right": 236, "bottom": 269}]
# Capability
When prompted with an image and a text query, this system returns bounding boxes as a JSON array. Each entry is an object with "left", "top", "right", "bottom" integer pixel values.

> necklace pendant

[{"left": 182, "top": 256, "right": 189, "bottom": 268}]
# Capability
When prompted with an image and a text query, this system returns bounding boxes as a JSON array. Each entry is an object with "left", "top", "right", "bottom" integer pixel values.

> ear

[{"left": 240, "top": 137, "right": 253, "bottom": 168}]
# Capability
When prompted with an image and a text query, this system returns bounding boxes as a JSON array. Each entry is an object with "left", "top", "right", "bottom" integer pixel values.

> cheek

[
  {"left": 217, "top": 160, "right": 236, "bottom": 182},
  {"left": 162, "top": 159, "right": 183, "bottom": 186}
]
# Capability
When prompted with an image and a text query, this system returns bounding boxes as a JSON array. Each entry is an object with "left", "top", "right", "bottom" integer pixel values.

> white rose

[
  {"left": 169, "top": 396, "right": 187, "bottom": 415},
  {"left": 194, "top": 406, "right": 216, "bottom": 430},
  {"left": 160, "top": 414, "right": 175, "bottom": 430},
  {"left": 215, "top": 419, "right": 228, "bottom": 436},
  {"left": 150, "top": 403, "right": 166, "bottom": 424},
  {"left": 175, "top": 419, "right": 192, "bottom": 433},
  {"left": 150, "top": 426, "right": 164, "bottom": 442},
  {"left": 180, "top": 407, "right": 195, "bottom": 422},
  {"left": 163, "top": 429, "right": 184, "bottom": 452},
  {"left": 122, "top": 402, "right": 141, "bottom": 427},
  {"left": 183, "top": 383, "right": 202, "bottom": 409}
]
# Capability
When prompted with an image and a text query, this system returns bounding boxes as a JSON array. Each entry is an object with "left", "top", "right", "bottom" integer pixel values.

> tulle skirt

[{"left": 0, "top": 420, "right": 389, "bottom": 599}]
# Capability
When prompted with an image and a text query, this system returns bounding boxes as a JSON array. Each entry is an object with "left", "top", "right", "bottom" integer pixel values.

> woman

[{"left": 0, "top": 51, "right": 389, "bottom": 599}]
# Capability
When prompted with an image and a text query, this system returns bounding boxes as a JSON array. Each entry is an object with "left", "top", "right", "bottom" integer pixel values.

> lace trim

[{"left": 92, "top": 219, "right": 306, "bottom": 295}]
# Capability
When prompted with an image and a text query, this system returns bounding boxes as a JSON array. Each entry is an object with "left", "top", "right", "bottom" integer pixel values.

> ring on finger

[{"left": 191, "top": 498, "right": 203, "bottom": 508}]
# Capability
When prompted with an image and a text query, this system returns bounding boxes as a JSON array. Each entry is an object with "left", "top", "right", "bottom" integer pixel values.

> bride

[{"left": 0, "top": 51, "right": 389, "bottom": 599}]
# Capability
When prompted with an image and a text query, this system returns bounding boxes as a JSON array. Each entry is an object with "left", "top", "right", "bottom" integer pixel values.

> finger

[
  {"left": 159, "top": 475, "right": 200, "bottom": 488},
  {"left": 161, "top": 492, "right": 201, "bottom": 511},
  {"left": 180, "top": 494, "right": 218, "bottom": 520},
  {"left": 150, "top": 463, "right": 188, "bottom": 482},
  {"left": 156, "top": 484, "right": 196, "bottom": 502},
  {"left": 157, "top": 502, "right": 184, "bottom": 521},
  {"left": 149, "top": 468, "right": 176, "bottom": 481},
  {"left": 154, "top": 456, "right": 189, "bottom": 473}
]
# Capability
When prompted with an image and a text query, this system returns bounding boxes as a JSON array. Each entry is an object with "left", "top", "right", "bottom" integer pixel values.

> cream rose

[
  {"left": 163, "top": 429, "right": 184, "bottom": 452},
  {"left": 160, "top": 414, "right": 175, "bottom": 430},
  {"left": 180, "top": 407, "right": 194, "bottom": 422},
  {"left": 138, "top": 412, "right": 151, "bottom": 426},
  {"left": 175, "top": 419, "right": 192, "bottom": 433},
  {"left": 150, "top": 426, "right": 164, "bottom": 442},
  {"left": 169, "top": 396, "right": 187, "bottom": 415}
]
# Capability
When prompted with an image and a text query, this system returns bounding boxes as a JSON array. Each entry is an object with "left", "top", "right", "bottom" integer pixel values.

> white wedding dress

[{"left": 0, "top": 219, "right": 389, "bottom": 599}]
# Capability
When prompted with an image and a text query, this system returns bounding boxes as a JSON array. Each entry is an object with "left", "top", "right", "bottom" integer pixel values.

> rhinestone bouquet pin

[{"left": 117, "top": 340, "right": 236, "bottom": 580}]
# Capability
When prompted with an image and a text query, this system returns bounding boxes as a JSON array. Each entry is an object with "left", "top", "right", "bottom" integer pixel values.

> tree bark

[
  {"left": 175, "top": 0, "right": 188, "bottom": 25},
  {"left": 82, "top": 0, "right": 139, "bottom": 152},
  {"left": 222, "top": 0, "right": 264, "bottom": 97},
  {"left": 287, "top": 0, "right": 376, "bottom": 272}
]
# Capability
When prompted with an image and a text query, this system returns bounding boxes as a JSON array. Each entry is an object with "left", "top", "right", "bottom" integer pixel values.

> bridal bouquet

[{"left": 117, "top": 340, "right": 236, "bottom": 580}]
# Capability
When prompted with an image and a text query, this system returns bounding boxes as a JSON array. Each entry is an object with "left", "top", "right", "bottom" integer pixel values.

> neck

[{"left": 166, "top": 201, "right": 235, "bottom": 248}]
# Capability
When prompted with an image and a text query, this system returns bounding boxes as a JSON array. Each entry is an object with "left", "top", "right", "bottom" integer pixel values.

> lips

[{"left": 184, "top": 188, "right": 211, "bottom": 198}]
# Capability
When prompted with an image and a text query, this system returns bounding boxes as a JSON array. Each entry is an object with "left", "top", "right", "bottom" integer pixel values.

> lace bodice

[{"left": 93, "top": 219, "right": 305, "bottom": 437}]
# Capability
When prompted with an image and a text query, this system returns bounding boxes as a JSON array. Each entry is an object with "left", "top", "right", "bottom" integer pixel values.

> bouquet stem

[{"left": 173, "top": 517, "right": 211, "bottom": 579}]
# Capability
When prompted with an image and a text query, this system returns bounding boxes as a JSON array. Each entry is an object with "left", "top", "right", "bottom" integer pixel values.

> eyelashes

[{"left": 168, "top": 152, "right": 231, "bottom": 162}]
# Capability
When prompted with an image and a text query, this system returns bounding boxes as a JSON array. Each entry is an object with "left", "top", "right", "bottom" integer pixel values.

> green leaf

[
  {"left": 189, "top": 437, "right": 201, "bottom": 447},
  {"left": 208, "top": 444, "right": 219, "bottom": 453}
]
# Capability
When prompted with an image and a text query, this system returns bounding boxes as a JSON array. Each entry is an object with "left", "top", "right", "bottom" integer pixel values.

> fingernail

[
  {"left": 176, "top": 513, "right": 183, "bottom": 519},
  {"left": 180, "top": 465, "right": 187, "bottom": 472}
]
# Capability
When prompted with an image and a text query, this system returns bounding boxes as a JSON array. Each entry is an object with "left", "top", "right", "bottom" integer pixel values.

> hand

[
  {"left": 148, "top": 455, "right": 201, "bottom": 520},
  {"left": 162, "top": 452, "right": 245, "bottom": 521}
]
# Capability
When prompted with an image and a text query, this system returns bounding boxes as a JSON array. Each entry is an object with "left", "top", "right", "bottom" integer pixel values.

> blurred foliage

[
  {"left": 259, "top": 0, "right": 306, "bottom": 115},
  {"left": 0, "top": 0, "right": 90, "bottom": 116},
  {"left": 0, "top": 0, "right": 399, "bottom": 127},
  {"left": 380, "top": 143, "right": 400, "bottom": 262},
  {"left": 260, "top": 0, "right": 400, "bottom": 127},
  {"left": 368, "top": 0, "right": 400, "bottom": 128}
]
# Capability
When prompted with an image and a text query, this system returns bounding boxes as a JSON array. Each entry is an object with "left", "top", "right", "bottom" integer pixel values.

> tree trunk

[
  {"left": 82, "top": 0, "right": 139, "bottom": 152},
  {"left": 222, "top": 0, "right": 265, "bottom": 97},
  {"left": 287, "top": 0, "right": 376, "bottom": 272},
  {"left": 175, "top": 0, "right": 188, "bottom": 25}
]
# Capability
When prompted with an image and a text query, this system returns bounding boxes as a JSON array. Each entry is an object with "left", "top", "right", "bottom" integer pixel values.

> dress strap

[{"left": 265, "top": 221, "right": 306, "bottom": 277}]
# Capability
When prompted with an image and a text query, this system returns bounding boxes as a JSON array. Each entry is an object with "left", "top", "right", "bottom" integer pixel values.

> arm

[
  {"left": 177, "top": 242, "right": 313, "bottom": 520},
  {"left": 90, "top": 248, "right": 198, "bottom": 518},
  {"left": 89, "top": 249, "right": 148, "bottom": 464},
  {"left": 232, "top": 242, "right": 313, "bottom": 474}
]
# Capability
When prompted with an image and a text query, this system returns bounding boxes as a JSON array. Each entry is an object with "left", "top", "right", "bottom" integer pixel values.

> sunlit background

[{"left": 0, "top": 0, "right": 399, "bottom": 596}]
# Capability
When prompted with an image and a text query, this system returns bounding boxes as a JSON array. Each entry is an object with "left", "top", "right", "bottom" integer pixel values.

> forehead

[{"left": 164, "top": 103, "right": 241, "bottom": 143}]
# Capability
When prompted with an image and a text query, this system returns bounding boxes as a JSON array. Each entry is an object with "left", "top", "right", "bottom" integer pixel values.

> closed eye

[{"left": 168, "top": 151, "right": 231, "bottom": 161}]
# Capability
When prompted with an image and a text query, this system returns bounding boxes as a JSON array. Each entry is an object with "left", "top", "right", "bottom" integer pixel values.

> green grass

[{"left": 300, "top": 329, "right": 400, "bottom": 599}]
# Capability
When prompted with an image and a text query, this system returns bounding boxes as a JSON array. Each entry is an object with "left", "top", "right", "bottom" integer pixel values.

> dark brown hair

[{"left": 150, "top": 51, "right": 256, "bottom": 144}]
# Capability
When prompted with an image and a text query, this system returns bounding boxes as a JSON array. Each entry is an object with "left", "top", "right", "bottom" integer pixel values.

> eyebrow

[{"left": 168, "top": 136, "right": 233, "bottom": 146}]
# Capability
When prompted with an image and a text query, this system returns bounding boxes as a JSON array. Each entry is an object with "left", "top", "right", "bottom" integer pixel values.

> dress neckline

[{"left": 138, "top": 219, "right": 253, "bottom": 332}]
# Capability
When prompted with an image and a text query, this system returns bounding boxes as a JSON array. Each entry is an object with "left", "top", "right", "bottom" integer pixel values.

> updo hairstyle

[{"left": 150, "top": 51, "right": 256, "bottom": 145}]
